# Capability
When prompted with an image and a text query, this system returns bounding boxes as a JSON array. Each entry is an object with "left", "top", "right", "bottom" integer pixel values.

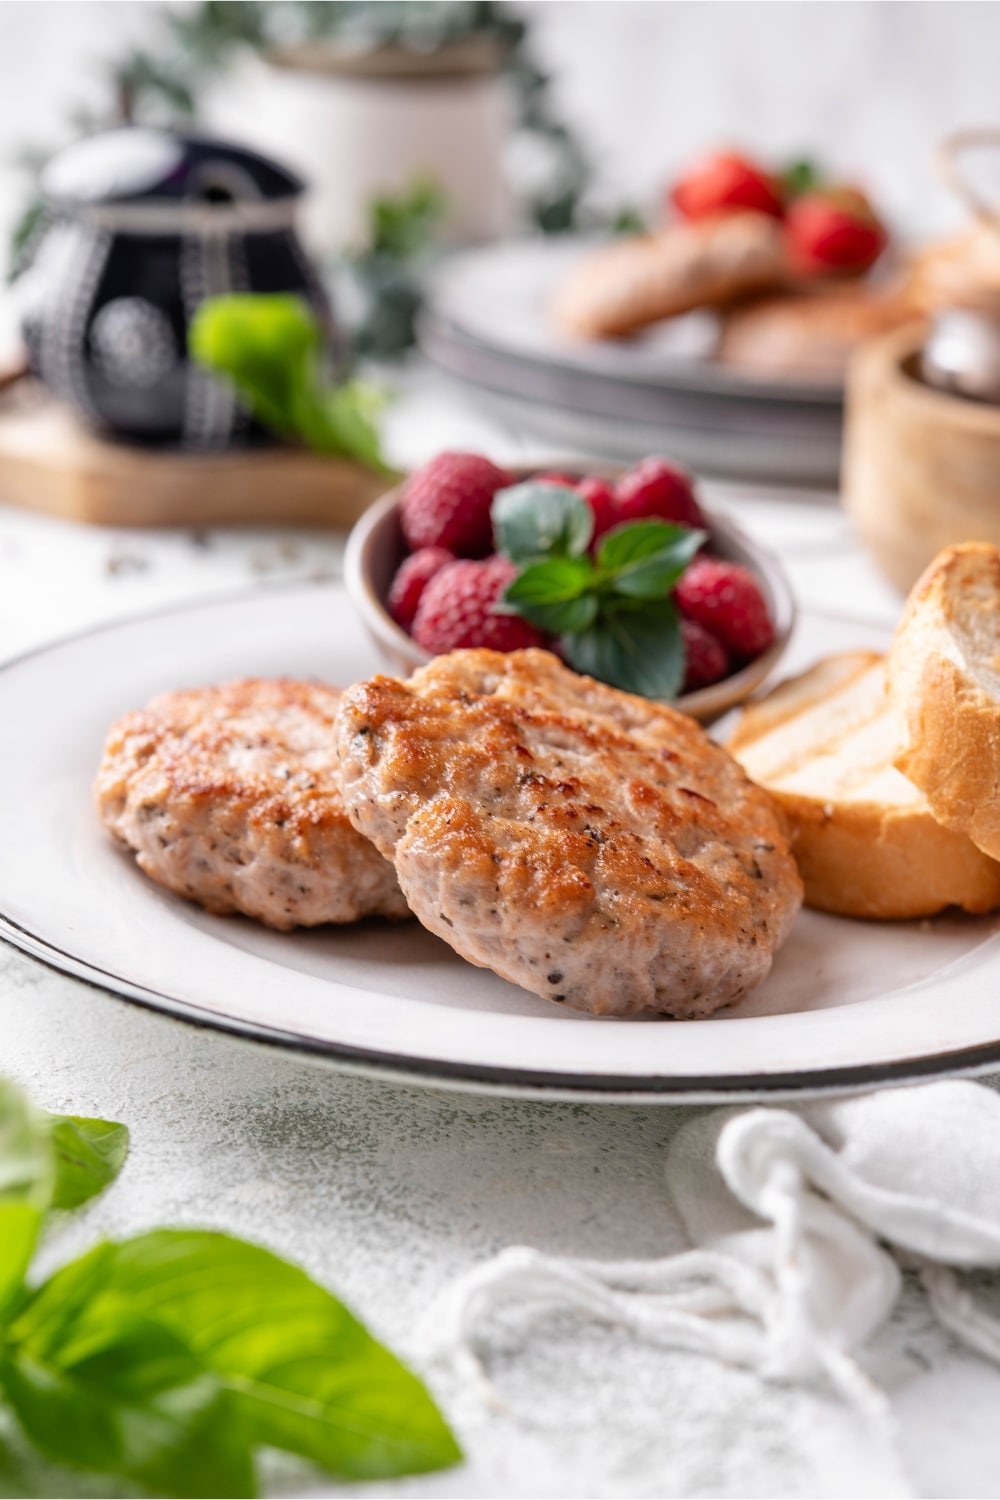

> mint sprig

[
  {"left": 0, "top": 1078, "right": 460, "bottom": 1497},
  {"left": 494, "top": 481, "right": 705, "bottom": 698}
]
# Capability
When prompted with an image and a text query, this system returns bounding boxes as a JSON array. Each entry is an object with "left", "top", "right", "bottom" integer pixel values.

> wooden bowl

[
  {"left": 344, "top": 474, "right": 796, "bottom": 723},
  {"left": 843, "top": 322, "right": 1000, "bottom": 592}
]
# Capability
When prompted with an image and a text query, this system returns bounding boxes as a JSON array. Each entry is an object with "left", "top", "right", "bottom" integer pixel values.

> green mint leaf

[
  {"left": 0, "top": 1080, "right": 54, "bottom": 1321},
  {"left": 599, "top": 522, "right": 706, "bottom": 600},
  {"left": 3, "top": 1263, "right": 254, "bottom": 1498},
  {"left": 563, "top": 599, "right": 685, "bottom": 699},
  {"left": 189, "top": 294, "right": 393, "bottom": 473},
  {"left": 504, "top": 557, "right": 598, "bottom": 633},
  {"left": 492, "top": 481, "right": 593, "bottom": 563},
  {"left": 24, "top": 1231, "right": 460, "bottom": 1483},
  {"left": 49, "top": 1115, "right": 129, "bottom": 1212}
]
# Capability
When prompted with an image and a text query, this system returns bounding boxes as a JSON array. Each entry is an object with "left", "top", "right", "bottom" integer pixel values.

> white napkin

[{"left": 434, "top": 1080, "right": 1000, "bottom": 1497}]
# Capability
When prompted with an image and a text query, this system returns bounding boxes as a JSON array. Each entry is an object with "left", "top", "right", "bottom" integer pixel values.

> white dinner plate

[
  {"left": 420, "top": 241, "right": 844, "bottom": 484},
  {"left": 2, "top": 583, "right": 1000, "bottom": 1102}
]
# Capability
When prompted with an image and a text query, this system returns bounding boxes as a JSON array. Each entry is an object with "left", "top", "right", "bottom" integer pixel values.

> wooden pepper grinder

[
  {"left": 921, "top": 129, "right": 1000, "bottom": 401},
  {"left": 843, "top": 129, "right": 1000, "bottom": 592}
]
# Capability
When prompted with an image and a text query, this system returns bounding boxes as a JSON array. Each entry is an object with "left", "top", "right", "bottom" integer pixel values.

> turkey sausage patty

[
  {"left": 95, "top": 678, "right": 408, "bottom": 929},
  {"left": 335, "top": 649, "right": 802, "bottom": 1017}
]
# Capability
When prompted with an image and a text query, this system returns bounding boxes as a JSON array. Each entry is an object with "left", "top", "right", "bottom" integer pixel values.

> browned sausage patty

[
  {"left": 95, "top": 678, "right": 408, "bottom": 929},
  {"left": 336, "top": 649, "right": 802, "bottom": 1016}
]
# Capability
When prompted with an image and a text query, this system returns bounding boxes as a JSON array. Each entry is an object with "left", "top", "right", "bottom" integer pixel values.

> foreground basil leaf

[
  {"left": 20, "top": 1231, "right": 460, "bottom": 1483},
  {"left": 564, "top": 599, "right": 685, "bottom": 699},
  {"left": 3, "top": 1279, "right": 253, "bottom": 1499},
  {"left": 0, "top": 1081, "right": 53, "bottom": 1320},
  {"left": 493, "top": 482, "right": 593, "bottom": 563},
  {"left": 50, "top": 1116, "right": 129, "bottom": 1212}
]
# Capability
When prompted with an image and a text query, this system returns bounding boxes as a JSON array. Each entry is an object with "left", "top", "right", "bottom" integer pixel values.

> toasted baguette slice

[
  {"left": 888, "top": 542, "right": 1000, "bottom": 861},
  {"left": 728, "top": 650, "right": 1000, "bottom": 919}
]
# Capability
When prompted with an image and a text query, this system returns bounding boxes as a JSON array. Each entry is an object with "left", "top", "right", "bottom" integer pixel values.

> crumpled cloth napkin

[{"left": 434, "top": 1080, "right": 1000, "bottom": 1496}]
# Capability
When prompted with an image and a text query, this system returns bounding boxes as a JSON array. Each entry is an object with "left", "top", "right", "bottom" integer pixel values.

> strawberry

[
  {"left": 387, "top": 546, "right": 455, "bottom": 630},
  {"left": 674, "top": 557, "right": 774, "bottom": 659},
  {"left": 671, "top": 150, "right": 784, "bottom": 222},
  {"left": 411, "top": 555, "right": 548, "bottom": 654},
  {"left": 577, "top": 475, "right": 619, "bottom": 545},
  {"left": 680, "top": 619, "right": 730, "bottom": 692},
  {"left": 400, "top": 452, "right": 514, "bottom": 557},
  {"left": 785, "top": 187, "right": 887, "bottom": 276},
  {"left": 615, "top": 458, "right": 707, "bottom": 531}
]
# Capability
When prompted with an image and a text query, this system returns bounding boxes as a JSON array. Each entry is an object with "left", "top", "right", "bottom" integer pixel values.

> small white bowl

[{"left": 344, "top": 474, "right": 796, "bottom": 723}]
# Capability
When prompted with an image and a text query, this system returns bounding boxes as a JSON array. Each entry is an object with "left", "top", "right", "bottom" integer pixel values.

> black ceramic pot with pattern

[{"left": 19, "top": 127, "right": 331, "bottom": 448}]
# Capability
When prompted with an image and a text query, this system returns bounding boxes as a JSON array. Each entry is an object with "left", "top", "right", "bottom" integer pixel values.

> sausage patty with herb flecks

[
  {"left": 95, "top": 678, "right": 409, "bottom": 929},
  {"left": 335, "top": 649, "right": 801, "bottom": 1017}
]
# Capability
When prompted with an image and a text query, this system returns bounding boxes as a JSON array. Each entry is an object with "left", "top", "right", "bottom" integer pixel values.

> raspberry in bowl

[{"left": 344, "top": 452, "right": 794, "bottom": 722}]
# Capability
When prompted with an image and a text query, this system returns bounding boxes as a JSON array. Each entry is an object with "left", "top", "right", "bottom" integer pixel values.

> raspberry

[
  {"left": 680, "top": 619, "right": 730, "bottom": 692},
  {"left": 400, "top": 452, "right": 514, "bottom": 558},
  {"left": 387, "top": 546, "right": 455, "bottom": 630},
  {"left": 615, "top": 458, "right": 707, "bottom": 531},
  {"left": 411, "top": 556, "right": 547, "bottom": 655},
  {"left": 534, "top": 471, "right": 579, "bottom": 487},
  {"left": 577, "top": 475, "right": 619, "bottom": 545},
  {"left": 675, "top": 557, "right": 774, "bottom": 659}
]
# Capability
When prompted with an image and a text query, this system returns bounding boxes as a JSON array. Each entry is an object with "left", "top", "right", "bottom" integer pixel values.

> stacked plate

[{"left": 419, "top": 239, "right": 844, "bottom": 485}]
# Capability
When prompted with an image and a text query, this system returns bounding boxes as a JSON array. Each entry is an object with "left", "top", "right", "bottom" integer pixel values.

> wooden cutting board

[{"left": 0, "top": 382, "right": 393, "bottom": 529}]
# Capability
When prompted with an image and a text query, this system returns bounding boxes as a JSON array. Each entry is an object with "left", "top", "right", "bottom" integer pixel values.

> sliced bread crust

[
  {"left": 887, "top": 542, "right": 1000, "bottom": 862},
  {"left": 728, "top": 650, "right": 1000, "bottom": 919}
]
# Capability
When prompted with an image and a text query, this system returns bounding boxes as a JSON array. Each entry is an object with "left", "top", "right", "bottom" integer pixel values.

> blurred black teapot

[{"left": 17, "top": 127, "right": 331, "bottom": 448}]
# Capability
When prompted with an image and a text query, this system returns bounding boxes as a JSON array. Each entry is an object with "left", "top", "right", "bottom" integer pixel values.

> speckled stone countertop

[{"left": 2, "top": 371, "right": 996, "bottom": 1499}]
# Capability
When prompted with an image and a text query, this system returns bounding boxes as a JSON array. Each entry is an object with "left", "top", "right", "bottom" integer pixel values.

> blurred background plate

[{"left": 420, "top": 239, "right": 845, "bottom": 484}]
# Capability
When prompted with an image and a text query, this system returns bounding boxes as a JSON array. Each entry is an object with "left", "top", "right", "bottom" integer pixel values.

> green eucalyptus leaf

[
  {"left": 0, "top": 1080, "right": 53, "bottom": 1320},
  {"left": 492, "top": 482, "right": 593, "bottom": 562},
  {"left": 18, "top": 1231, "right": 460, "bottom": 1483},
  {"left": 50, "top": 1116, "right": 129, "bottom": 1212},
  {"left": 563, "top": 599, "right": 685, "bottom": 699},
  {"left": 3, "top": 1272, "right": 254, "bottom": 1499}
]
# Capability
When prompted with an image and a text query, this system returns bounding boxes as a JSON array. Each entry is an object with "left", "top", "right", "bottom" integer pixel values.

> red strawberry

[
  {"left": 388, "top": 546, "right": 455, "bottom": 630},
  {"left": 785, "top": 187, "right": 887, "bottom": 276},
  {"left": 411, "top": 555, "right": 547, "bottom": 655},
  {"left": 675, "top": 557, "right": 774, "bottom": 659},
  {"left": 671, "top": 151, "right": 784, "bottom": 222},
  {"left": 577, "top": 475, "right": 619, "bottom": 545},
  {"left": 680, "top": 619, "right": 730, "bottom": 692},
  {"left": 400, "top": 452, "right": 514, "bottom": 557},
  {"left": 615, "top": 458, "right": 707, "bottom": 531}
]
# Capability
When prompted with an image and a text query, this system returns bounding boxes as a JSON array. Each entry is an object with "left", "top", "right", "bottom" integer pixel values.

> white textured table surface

[{"left": 2, "top": 370, "right": 997, "bottom": 1500}]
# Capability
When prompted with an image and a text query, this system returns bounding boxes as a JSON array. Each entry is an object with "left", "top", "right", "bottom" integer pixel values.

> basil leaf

[
  {"left": 0, "top": 1080, "right": 53, "bottom": 1321},
  {"left": 563, "top": 599, "right": 685, "bottom": 699},
  {"left": 38, "top": 1231, "right": 460, "bottom": 1482},
  {"left": 492, "top": 482, "right": 593, "bottom": 562},
  {"left": 189, "top": 294, "right": 392, "bottom": 473},
  {"left": 3, "top": 1273, "right": 253, "bottom": 1499},
  {"left": 49, "top": 1116, "right": 129, "bottom": 1212}
]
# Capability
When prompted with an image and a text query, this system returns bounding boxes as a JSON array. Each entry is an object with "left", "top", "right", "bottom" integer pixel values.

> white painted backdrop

[{"left": 0, "top": 1, "right": 997, "bottom": 271}]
